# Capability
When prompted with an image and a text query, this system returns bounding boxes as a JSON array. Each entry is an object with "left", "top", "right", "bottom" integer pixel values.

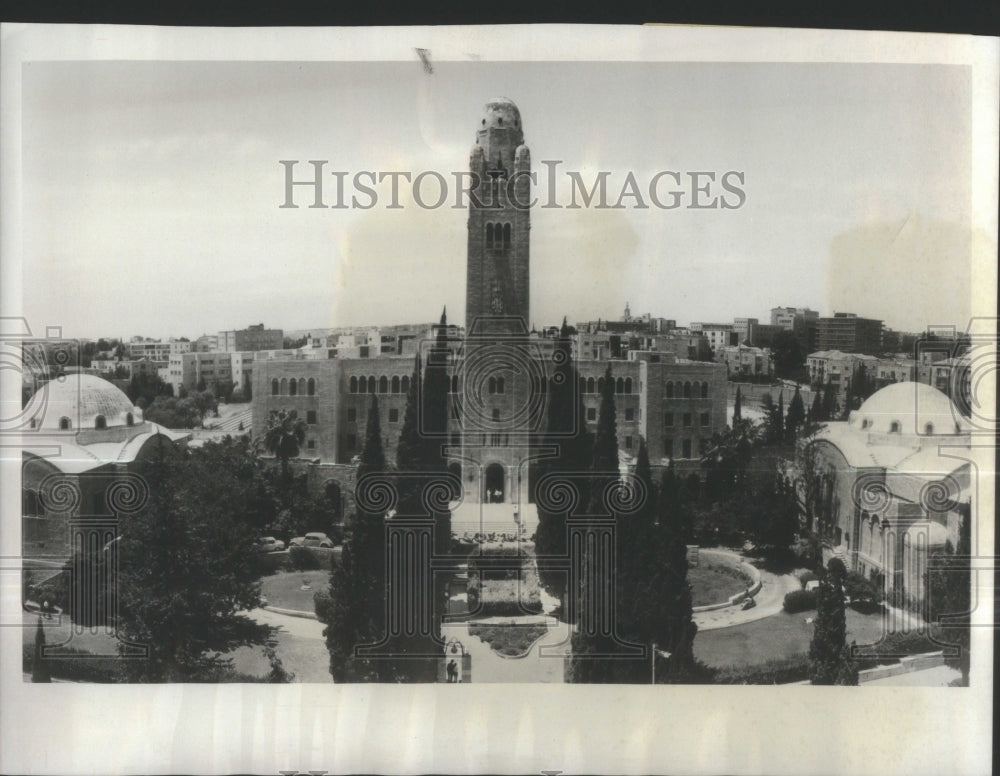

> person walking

[{"left": 447, "top": 659, "right": 457, "bottom": 683}]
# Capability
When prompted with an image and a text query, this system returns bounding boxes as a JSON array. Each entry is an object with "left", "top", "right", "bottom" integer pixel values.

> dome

[
  {"left": 31, "top": 374, "right": 140, "bottom": 432},
  {"left": 480, "top": 98, "right": 522, "bottom": 133},
  {"left": 850, "top": 381, "right": 967, "bottom": 436}
]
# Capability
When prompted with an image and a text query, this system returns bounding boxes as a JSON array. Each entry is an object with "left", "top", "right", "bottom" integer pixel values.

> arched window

[
  {"left": 486, "top": 222, "right": 494, "bottom": 249},
  {"left": 126, "top": 412, "right": 134, "bottom": 427},
  {"left": 665, "top": 381, "right": 674, "bottom": 398},
  {"left": 489, "top": 376, "right": 497, "bottom": 394},
  {"left": 598, "top": 377, "right": 606, "bottom": 395},
  {"left": 350, "top": 376, "right": 358, "bottom": 393},
  {"left": 379, "top": 376, "right": 388, "bottom": 394},
  {"left": 701, "top": 382, "right": 709, "bottom": 398},
  {"left": 579, "top": 376, "right": 586, "bottom": 394},
  {"left": 280, "top": 378, "right": 288, "bottom": 395},
  {"left": 683, "top": 381, "right": 692, "bottom": 398},
  {"left": 616, "top": 377, "right": 624, "bottom": 394},
  {"left": 298, "top": 378, "right": 306, "bottom": 396},
  {"left": 924, "top": 422, "right": 934, "bottom": 435},
  {"left": 307, "top": 378, "right": 316, "bottom": 396},
  {"left": 289, "top": 379, "right": 298, "bottom": 396},
  {"left": 889, "top": 420, "right": 901, "bottom": 433},
  {"left": 59, "top": 416, "right": 71, "bottom": 430},
  {"left": 625, "top": 377, "right": 632, "bottom": 394},
  {"left": 95, "top": 415, "right": 107, "bottom": 430},
  {"left": 496, "top": 377, "right": 505, "bottom": 394},
  {"left": 401, "top": 375, "right": 410, "bottom": 394},
  {"left": 358, "top": 376, "right": 367, "bottom": 394},
  {"left": 503, "top": 223, "right": 511, "bottom": 250},
  {"left": 391, "top": 376, "right": 400, "bottom": 394},
  {"left": 587, "top": 377, "right": 595, "bottom": 394},
  {"left": 367, "top": 376, "right": 376, "bottom": 394},
  {"left": 272, "top": 379, "right": 280, "bottom": 396}
]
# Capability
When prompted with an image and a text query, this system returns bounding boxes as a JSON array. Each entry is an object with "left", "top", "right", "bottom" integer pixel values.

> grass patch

[
  {"left": 694, "top": 609, "right": 887, "bottom": 668},
  {"left": 469, "top": 623, "right": 549, "bottom": 657},
  {"left": 261, "top": 571, "right": 325, "bottom": 612},
  {"left": 688, "top": 564, "right": 750, "bottom": 607}
]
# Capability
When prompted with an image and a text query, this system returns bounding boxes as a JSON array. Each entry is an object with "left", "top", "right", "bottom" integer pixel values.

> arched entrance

[{"left": 484, "top": 463, "right": 505, "bottom": 503}]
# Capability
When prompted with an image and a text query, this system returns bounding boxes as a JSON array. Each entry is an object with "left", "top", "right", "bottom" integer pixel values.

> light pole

[{"left": 651, "top": 644, "right": 671, "bottom": 684}]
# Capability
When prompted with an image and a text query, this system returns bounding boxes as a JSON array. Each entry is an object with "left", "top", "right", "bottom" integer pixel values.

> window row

[
  {"left": 664, "top": 380, "right": 710, "bottom": 399},
  {"left": 349, "top": 375, "right": 410, "bottom": 395},
  {"left": 578, "top": 376, "right": 634, "bottom": 395},
  {"left": 58, "top": 413, "right": 134, "bottom": 431},
  {"left": 662, "top": 438, "right": 708, "bottom": 459},
  {"left": 270, "top": 377, "right": 318, "bottom": 396},
  {"left": 485, "top": 222, "right": 512, "bottom": 251},
  {"left": 663, "top": 412, "right": 711, "bottom": 428}
]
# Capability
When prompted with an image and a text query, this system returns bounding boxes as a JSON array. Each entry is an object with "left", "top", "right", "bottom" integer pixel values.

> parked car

[
  {"left": 289, "top": 532, "right": 334, "bottom": 548},
  {"left": 257, "top": 536, "right": 286, "bottom": 553}
]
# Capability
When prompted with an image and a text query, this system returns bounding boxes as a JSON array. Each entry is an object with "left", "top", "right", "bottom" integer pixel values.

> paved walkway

[
  {"left": 863, "top": 664, "right": 961, "bottom": 686},
  {"left": 693, "top": 565, "right": 801, "bottom": 631},
  {"left": 442, "top": 617, "right": 570, "bottom": 683}
]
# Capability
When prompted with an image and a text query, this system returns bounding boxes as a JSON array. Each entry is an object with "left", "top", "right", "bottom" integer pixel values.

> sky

[{"left": 20, "top": 60, "right": 974, "bottom": 340}]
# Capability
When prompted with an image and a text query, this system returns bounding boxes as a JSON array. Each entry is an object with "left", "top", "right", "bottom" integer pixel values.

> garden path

[{"left": 441, "top": 617, "right": 569, "bottom": 683}]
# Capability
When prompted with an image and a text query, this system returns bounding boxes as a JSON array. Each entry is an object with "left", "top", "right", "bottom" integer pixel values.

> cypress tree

[
  {"left": 786, "top": 385, "right": 805, "bottom": 441},
  {"left": 809, "top": 558, "right": 858, "bottom": 685},
  {"left": 809, "top": 389, "right": 823, "bottom": 423},
  {"left": 821, "top": 378, "right": 837, "bottom": 422},
  {"left": 317, "top": 393, "right": 389, "bottom": 682},
  {"left": 535, "top": 317, "right": 592, "bottom": 566},
  {"left": 31, "top": 616, "right": 51, "bottom": 683},
  {"left": 615, "top": 438, "right": 667, "bottom": 682},
  {"left": 394, "top": 352, "right": 424, "bottom": 519},
  {"left": 733, "top": 385, "right": 742, "bottom": 423},
  {"left": 776, "top": 392, "right": 785, "bottom": 443},
  {"left": 423, "top": 309, "right": 453, "bottom": 554},
  {"left": 570, "top": 364, "right": 620, "bottom": 683}
]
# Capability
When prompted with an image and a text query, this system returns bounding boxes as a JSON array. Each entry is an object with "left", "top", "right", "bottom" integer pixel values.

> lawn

[
  {"left": 688, "top": 564, "right": 750, "bottom": 607},
  {"left": 469, "top": 623, "right": 549, "bottom": 657},
  {"left": 261, "top": 571, "right": 325, "bottom": 613},
  {"left": 695, "top": 609, "right": 888, "bottom": 668}
]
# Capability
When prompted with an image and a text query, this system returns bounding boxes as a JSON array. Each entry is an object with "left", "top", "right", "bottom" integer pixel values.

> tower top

[{"left": 476, "top": 98, "right": 523, "bottom": 144}]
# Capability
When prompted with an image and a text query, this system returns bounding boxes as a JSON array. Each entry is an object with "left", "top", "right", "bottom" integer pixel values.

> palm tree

[{"left": 263, "top": 409, "right": 306, "bottom": 485}]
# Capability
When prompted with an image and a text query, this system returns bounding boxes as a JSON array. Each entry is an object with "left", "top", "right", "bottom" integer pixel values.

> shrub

[
  {"left": 288, "top": 545, "right": 322, "bottom": 570},
  {"left": 783, "top": 588, "right": 818, "bottom": 613},
  {"left": 713, "top": 655, "right": 811, "bottom": 685},
  {"left": 844, "top": 571, "right": 880, "bottom": 606},
  {"left": 799, "top": 570, "right": 818, "bottom": 589}
]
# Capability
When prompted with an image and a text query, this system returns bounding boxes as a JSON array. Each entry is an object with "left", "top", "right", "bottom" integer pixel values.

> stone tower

[
  {"left": 466, "top": 98, "right": 531, "bottom": 335},
  {"left": 457, "top": 99, "right": 540, "bottom": 507}
]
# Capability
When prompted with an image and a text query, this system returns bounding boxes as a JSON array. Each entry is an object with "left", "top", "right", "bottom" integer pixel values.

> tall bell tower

[{"left": 466, "top": 98, "right": 531, "bottom": 334}]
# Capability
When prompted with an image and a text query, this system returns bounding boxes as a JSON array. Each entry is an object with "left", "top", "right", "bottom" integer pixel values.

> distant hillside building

[
  {"left": 716, "top": 344, "right": 773, "bottom": 379},
  {"left": 817, "top": 313, "right": 882, "bottom": 356},
  {"left": 218, "top": 324, "right": 284, "bottom": 353}
]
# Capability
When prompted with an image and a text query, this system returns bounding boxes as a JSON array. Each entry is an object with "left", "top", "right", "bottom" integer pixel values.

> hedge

[
  {"left": 22, "top": 643, "right": 279, "bottom": 683},
  {"left": 853, "top": 629, "right": 949, "bottom": 667},
  {"left": 783, "top": 588, "right": 818, "bottom": 613},
  {"left": 713, "top": 655, "right": 811, "bottom": 685}
]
